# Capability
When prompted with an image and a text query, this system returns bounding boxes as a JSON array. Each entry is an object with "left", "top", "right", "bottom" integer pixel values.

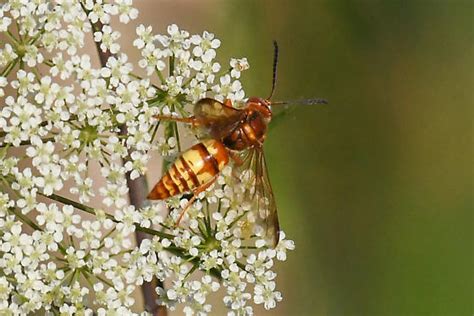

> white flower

[
  {"left": 137, "top": 43, "right": 166, "bottom": 75},
  {"left": 50, "top": 53, "right": 74, "bottom": 79},
  {"left": 22, "top": 44, "right": 44, "bottom": 67},
  {"left": 65, "top": 247, "right": 86, "bottom": 270},
  {"left": 36, "top": 203, "right": 64, "bottom": 232},
  {"left": 253, "top": 281, "right": 282, "bottom": 310},
  {"left": 94, "top": 25, "right": 120, "bottom": 54},
  {"left": 0, "top": 44, "right": 18, "bottom": 67},
  {"left": 105, "top": 54, "right": 133, "bottom": 87},
  {"left": 212, "top": 74, "right": 245, "bottom": 102},
  {"left": 191, "top": 31, "right": 220, "bottom": 63},
  {"left": 0, "top": 76, "right": 7, "bottom": 97},
  {"left": 133, "top": 24, "right": 155, "bottom": 49},
  {"left": 85, "top": 0, "right": 112, "bottom": 24},
  {"left": 16, "top": 188, "right": 38, "bottom": 214},
  {"left": 163, "top": 75, "right": 184, "bottom": 97},
  {"left": 100, "top": 182, "right": 128, "bottom": 208},
  {"left": 1, "top": 223, "right": 24, "bottom": 253},
  {"left": 70, "top": 177, "right": 95, "bottom": 203},
  {"left": 159, "top": 24, "right": 190, "bottom": 52},
  {"left": 0, "top": 11, "right": 12, "bottom": 32},
  {"left": 11, "top": 70, "right": 36, "bottom": 95},
  {"left": 26, "top": 136, "right": 57, "bottom": 167},
  {"left": 0, "top": 277, "right": 12, "bottom": 301},
  {"left": 115, "top": 0, "right": 139, "bottom": 24},
  {"left": 12, "top": 167, "right": 35, "bottom": 192},
  {"left": 230, "top": 58, "right": 250, "bottom": 78},
  {"left": 267, "top": 231, "right": 295, "bottom": 261},
  {"left": 35, "top": 164, "right": 63, "bottom": 196},
  {"left": 2, "top": 96, "right": 42, "bottom": 146},
  {"left": 124, "top": 151, "right": 149, "bottom": 180}
]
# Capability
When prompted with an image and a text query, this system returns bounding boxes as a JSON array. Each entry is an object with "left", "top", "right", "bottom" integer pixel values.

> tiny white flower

[
  {"left": 230, "top": 58, "right": 250, "bottom": 78},
  {"left": 35, "top": 164, "right": 63, "bottom": 196},
  {"left": 94, "top": 25, "right": 121, "bottom": 54},
  {"left": 115, "top": 0, "right": 139, "bottom": 24}
]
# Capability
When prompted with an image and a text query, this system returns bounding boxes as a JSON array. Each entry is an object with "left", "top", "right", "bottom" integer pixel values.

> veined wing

[
  {"left": 240, "top": 147, "right": 281, "bottom": 247},
  {"left": 194, "top": 98, "right": 245, "bottom": 139}
]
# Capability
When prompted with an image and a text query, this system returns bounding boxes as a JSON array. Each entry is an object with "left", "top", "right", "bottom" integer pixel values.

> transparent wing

[
  {"left": 194, "top": 98, "right": 245, "bottom": 139},
  {"left": 240, "top": 147, "right": 281, "bottom": 247}
]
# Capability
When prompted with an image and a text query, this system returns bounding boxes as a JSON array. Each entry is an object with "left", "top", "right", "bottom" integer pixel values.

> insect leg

[
  {"left": 175, "top": 176, "right": 218, "bottom": 226},
  {"left": 228, "top": 150, "right": 244, "bottom": 167},
  {"left": 153, "top": 115, "right": 200, "bottom": 126}
]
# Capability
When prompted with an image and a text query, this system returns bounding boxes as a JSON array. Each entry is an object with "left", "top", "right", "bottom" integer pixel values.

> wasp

[{"left": 147, "top": 41, "right": 327, "bottom": 247}]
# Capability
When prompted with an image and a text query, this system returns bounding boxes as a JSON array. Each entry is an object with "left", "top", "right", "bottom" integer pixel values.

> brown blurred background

[{"left": 117, "top": 1, "right": 472, "bottom": 315}]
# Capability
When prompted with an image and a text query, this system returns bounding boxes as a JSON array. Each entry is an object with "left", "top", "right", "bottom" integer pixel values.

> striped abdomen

[
  {"left": 223, "top": 110, "right": 268, "bottom": 151},
  {"left": 147, "top": 139, "right": 229, "bottom": 200}
]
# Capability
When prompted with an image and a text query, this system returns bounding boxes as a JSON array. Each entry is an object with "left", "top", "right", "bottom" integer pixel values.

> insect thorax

[{"left": 223, "top": 110, "right": 268, "bottom": 151}]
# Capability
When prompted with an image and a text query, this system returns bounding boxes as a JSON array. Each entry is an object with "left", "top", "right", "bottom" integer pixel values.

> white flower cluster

[
  {"left": 0, "top": 1, "right": 294, "bottom": 315},
  {"left": 155, "top": 165, "right": 296, "bottom": 315}
]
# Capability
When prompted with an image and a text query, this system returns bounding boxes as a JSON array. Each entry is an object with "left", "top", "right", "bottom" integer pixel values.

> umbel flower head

[{"left": 0, "top": 1, "right": 294, "bottom": 315}]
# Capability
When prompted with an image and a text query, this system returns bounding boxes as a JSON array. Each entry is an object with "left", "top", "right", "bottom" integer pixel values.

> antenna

[
  {"left": 267, "top": 40, "right": 279, "bottom": 100},
  {"left": 271, "top": 98, "right": 328, "bottom": 106}
]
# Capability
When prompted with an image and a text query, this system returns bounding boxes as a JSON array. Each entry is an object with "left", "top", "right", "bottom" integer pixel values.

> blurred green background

[{"left": 135, "top": 1, "right": 473, "bottom": 315}]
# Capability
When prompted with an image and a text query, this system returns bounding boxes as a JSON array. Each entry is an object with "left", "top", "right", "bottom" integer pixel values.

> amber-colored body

[
  {"left": 147, "top": 139, "right": 229, "bottom": 200},
  {"left": 194, "top": 97, "right": 272, "bottom": 150},
  {"left": 148, "top": 97, "right": 273, "bottom": 200},
  {"left": 147, "top": 40, "right": 327, "bottom": 247},
  {"left": 148, "top": 97, "right": 280, "bottom": 246},
  {"left": 222, "top": 98, "right": 271, "bottom": 150}
]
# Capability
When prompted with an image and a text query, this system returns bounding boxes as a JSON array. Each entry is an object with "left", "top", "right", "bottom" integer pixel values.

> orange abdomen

[{"left": 147, "top": 139, "right": 229, "bottom": 200}]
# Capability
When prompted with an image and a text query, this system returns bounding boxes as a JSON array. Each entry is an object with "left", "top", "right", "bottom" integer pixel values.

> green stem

[
  {"left": 172, "top": 115, "right": 181, "bottom": 152},
  {"left": 95, "top": 274, "right": 114, "bottom": 288},
  {"left": 9, "top": 208, "right": 41, "bottom": 231},
  {"left": 184, "top": 264, "right": 199, "bottom": 280},
  {"left": 149, "top": 121, "right": 161, "bottom": 143},
  {"left": 43, "top": 59, "right": 54, "bottom": 67},
  {"left": 156, "top": 68, "right": 166, "bottom": 84},
  {"left": 40, "top": 192, "right": 175, "bottom": 239},
  {"left": 6, "top": 30, "right": 19, "bottom": 46},
  {"left": 0, "top": 136, "right": 56, "bottom": 148},
  {"left": 80, "top": 268, "right": 95, "bottom": 288},
  {"left": 14, "top": 21, "right": 22, "bottom": 42},
  {"left": 9, "top": 207, "right": 67, "bottom": 255},
  {"left": 0, "top": 58, "right": 19, "bottom": 77},
  {"left": 162, "top": 121, "right": 175, "bottom": 171},
  {"left": 169, "top": 55, "right": 175, "bottom": 77},
  {"left": 28, "top": 27, "right": 46, "bottom": 45}
]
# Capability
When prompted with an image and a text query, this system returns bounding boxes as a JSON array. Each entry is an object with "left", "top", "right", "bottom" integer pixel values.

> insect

[{"left": 147, "top": 41, "right": 327, "bottom": 247}]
